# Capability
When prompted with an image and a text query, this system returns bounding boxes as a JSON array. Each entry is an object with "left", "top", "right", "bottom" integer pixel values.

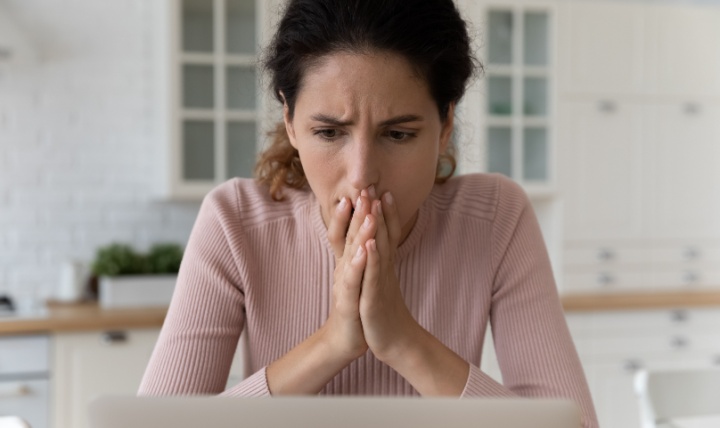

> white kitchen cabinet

[
  {"left": 558, "top": 98, "right": 645, "bottom": 242},
  {"left": 645, "top": 102, "right": 720, "bottom": 240},
  {"left": 565, "top": 308, "right": 720, "bottom": 428},
  {"left": 157, "top": 0, "right": 284, "bottom": 201},
  {"left": 0, "top": 335, "right": 50, "bottom": 428},
  {"left": 51, "top": 329, "right": 160, "bottom": 428},
  {"left": 559, "top": 2, "right": 720, "bottom": 98},
  {"left": 644, "top": 5, "right": 720, "bottom": 98},
  {"left": 558, "top": 2, "right": 645, "bottom": 96},
  {"left": 460, "top": 0, "right": 557, "bottom": 197}
]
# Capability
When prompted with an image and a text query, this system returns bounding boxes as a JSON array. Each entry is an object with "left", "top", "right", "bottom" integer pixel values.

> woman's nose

[{"left": 347, "top": 134, "right": 380, "bottom": 191}]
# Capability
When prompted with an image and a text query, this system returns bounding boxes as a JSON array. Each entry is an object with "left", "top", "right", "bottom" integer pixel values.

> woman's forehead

[{"left": 295, "top": 51, "right": 437, "bottom": 121}]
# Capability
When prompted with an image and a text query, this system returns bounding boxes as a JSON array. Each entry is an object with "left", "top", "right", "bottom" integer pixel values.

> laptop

[{"left": 88, "top": 396, "right": 581, "bottom": 428}]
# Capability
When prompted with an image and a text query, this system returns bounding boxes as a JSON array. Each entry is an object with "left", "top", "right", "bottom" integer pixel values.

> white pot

[{"left": 98, "top": 275, "right": 177, "bottom": 308}]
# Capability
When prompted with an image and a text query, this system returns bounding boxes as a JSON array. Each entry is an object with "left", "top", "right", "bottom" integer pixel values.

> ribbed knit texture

[{"left": 138, "top": 173, "right": 599, "bottom": 428}]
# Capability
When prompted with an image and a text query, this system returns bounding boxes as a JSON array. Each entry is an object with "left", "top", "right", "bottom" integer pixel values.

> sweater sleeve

[
  {"left": 137, "top": 181, "right": 271, "bottom": 397},
  {"left": 461, "top": 176, "right": 599, "bottom": 428}
]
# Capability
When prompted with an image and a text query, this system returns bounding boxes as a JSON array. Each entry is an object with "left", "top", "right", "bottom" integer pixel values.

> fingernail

[
  {"left": 368, "top": 239, "right": 377, "bottom": 252},
  {"left": 337, "top": 198, "right": 347, "bottom": 212},
  {"left": 362, "top": 215, "right": 371, "bottom": 229},
  {"left": 376, "top": 201, "right": 383, "bottom": 217},
  {"left": 356, "top": 196, "right": 362, "bottom": 211},
  {"left": 354, "top": 245, "right": 364, "bottom": 261},
  {"left": 384, "top": 192, "right": 394, "bottom": 206},
  {"left": 361, "top": 189, "right": 368, "bottom": 197},
  {"left": 368, "top": 185, "right": 377, "bottom": 199}
]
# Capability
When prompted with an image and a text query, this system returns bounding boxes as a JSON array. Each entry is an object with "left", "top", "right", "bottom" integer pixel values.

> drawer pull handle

[
  {"left": 683, "top": 247, "right": 700, "bottom": 261},
  {"left": 623, "top": 359, "right": 644, "bottom": 373},
  {"left": 0, "top": 383, "right": 31, "bottom": 398},
  {"left": 684, "top": 103, "right": 701, "bottom": 115},
  {"left": 670, "top": 336, "right": 689, "bottom": 349},
  {"left": 598, "top": 100, "right": 617, "bottom": 113},
  {"left": 670, "top": 310, "right": 689, "bottom": 323},
  {"left": 597, "top": 272, "right": 615, "bottom": 286},
  {"left": 102, "top": 331, "right": 128, "bottom": 344},
  {"left": 682, "top": 271, "right": 699, "bottom": 284},
  {"left": 597, "top": 248, "right": 615, "bottom": 262}
]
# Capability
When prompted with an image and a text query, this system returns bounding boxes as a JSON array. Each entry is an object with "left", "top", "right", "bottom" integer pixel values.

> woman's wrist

[
  {"left": 380, "top": 324, "right": 470, "bottom": 397},
  {"left": 266, "top": 325, "right": 361, "bottom": 395}
]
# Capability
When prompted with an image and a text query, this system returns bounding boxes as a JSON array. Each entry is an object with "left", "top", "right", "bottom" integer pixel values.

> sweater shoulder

[
  {"left": 429, "top": 173, "right": 528, "bottom": 223},
  {"left": 203, "top": 178, "right": 312, "bottom": 230}
]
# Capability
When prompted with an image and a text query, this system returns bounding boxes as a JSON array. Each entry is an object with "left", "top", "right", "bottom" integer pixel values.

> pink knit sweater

[{"left": 138, "top": 173, "right": 598, "bottom": 428}]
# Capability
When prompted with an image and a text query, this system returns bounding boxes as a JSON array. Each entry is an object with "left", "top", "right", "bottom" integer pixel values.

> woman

[{"left": 139, "top": 0, "right": 598, "bottom": 426}]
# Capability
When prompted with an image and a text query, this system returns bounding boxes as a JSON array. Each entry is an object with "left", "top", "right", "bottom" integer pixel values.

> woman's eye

[
  {"left": 315, "top": 129, "right": 339, "bottom": 140},
  {"left": 387, "top": 130, "right": 415, "bottom": 142}
]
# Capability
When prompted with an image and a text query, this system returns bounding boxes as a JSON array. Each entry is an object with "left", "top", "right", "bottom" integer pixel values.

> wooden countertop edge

[
  {"left": 561, "top": 290, "right": 720, "bottom": 312},
  {"left": 0, "top": 302, "right": 167, "bottom": 336},
  {"left": 2, "top": 292, "right": 720, "bottom": 335}
]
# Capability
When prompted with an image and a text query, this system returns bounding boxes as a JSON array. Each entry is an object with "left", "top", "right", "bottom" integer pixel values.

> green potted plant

[{"left": 91, "top": 243, "right": 184, "bottom": 308}]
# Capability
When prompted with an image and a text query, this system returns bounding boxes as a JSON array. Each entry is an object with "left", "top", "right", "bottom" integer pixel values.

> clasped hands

[{"left": 324, "top": 185, "right": 421, "bottom": 366}]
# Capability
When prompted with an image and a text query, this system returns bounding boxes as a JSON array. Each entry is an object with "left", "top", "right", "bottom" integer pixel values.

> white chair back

[
  {"left": 0, "top": 416, "right": 31, "bottom": 428},
  {"left": 635, "top": 368, "right": 720, "bottom": 428}
]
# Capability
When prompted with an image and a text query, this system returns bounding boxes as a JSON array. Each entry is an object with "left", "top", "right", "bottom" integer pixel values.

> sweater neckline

[{"left": 309, "top": 191, "right": 431, "bottom": 261}]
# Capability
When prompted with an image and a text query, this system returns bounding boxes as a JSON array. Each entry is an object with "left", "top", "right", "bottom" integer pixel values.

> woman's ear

[
  {"left": 439, "top": 102, "right": 455, "bottom": 153},
  {"left": 280, "top": 91, "right": 298, "bottom": 150}
]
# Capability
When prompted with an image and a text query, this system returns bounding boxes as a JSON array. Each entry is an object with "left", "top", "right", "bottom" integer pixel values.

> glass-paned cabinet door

[
  {"left": 171, "top": 0, "right": 260, "bottom": 199},
  {"left": 484, "top": 7, "right": 553, "bottom": 192}
]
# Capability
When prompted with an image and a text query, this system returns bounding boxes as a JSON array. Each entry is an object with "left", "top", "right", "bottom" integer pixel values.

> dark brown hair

[{"left": 255, "top": 0, "right": 478, "bottom": 200}]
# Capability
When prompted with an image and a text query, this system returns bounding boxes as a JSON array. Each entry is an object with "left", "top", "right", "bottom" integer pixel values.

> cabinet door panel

[
  {"left": 52, "top": 329, "right": 160, "bottom": 428},
  {"left": 559, "top": 3, "right": 644, "bottom": 95},
  {"left": 645, "top": 6, "right": 720, "bottom": 97},
  {"left": 646, "top": 103, "right": 720, "bottom": 239},
  {"left": 559, "top": 100, "right": 644, "bottom": 241}
]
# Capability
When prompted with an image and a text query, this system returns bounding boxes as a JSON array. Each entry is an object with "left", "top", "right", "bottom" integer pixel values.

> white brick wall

[{"left": 0, "top": 0, "right": 200, "bottom": 301}]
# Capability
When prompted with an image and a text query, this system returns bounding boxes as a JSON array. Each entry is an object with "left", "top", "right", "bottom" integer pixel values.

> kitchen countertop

[
  {"left": 0, "top": 300, "right": 167, "bottom": 336},
  {"left": 1, "top": 290, "right": 720, "bottom": 335},
  {"left": 561, "top": 290, "right": 720, "bottom": 312}
]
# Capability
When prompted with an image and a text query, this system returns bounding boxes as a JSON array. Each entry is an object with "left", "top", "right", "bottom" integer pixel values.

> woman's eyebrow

[{"left": 309, "top": 114, "right": 424, "bottom": 126}]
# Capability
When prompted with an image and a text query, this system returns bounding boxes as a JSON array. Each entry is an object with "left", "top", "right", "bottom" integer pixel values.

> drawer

[
  {"left": 564, "top": 245, "right": 649, "bottom": 266},
  {"left": 651, "top": 244, "right": 720, "bottom": 264},
  {"left": 563, "top": 270, "right": 648, "bottom": 292},
  {"left": 0, "top": 335, "right": 50, "bottom": 376},
  {"left": 0, "top": 379, "right": 49, "bottom": 428},
  {"left": 649, "top": 269, "right": 720, "bottom": 289},
  {"left": 576, "top": 309, "right": 720, "bottom": 335}
]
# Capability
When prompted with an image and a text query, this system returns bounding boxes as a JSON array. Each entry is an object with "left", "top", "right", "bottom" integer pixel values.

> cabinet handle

[
  {"left": 0, "top": 382, "right": 31, "bottom": 398},
  {"left": 102, "top": 331, "right": 128, "bottom": 344},
  {"left": 682, "top": 247, "right": 700, "bottom": 261},
  {"left": 597, "top": 272, "right": 615, "bottom": 287},
  {"left": 669, "top": 309, "right": 689, "bottom": 323},
  {"left": 597, "top": 100, "right": 616, "bottom": 113},
  {"left": 684, "top": 103, "right": 701, "bottom": 115},
  {"left": 682, "top": 271, "right": 699, "bottom": 285},
  {"left": 596, "top": 248, "right": 615, "bottom": 262},
  {"left": 670, "top": 336, "right": 689, "bottom": 349},
  {"left": 623, "top": 359, "right": 644, "bottom": 373}
]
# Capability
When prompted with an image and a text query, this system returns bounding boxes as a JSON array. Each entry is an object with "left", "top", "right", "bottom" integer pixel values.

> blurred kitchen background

[{"left": 1, "top": 0, "right": 720, "bottom": 427}]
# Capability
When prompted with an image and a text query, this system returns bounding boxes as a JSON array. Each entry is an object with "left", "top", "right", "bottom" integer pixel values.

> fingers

[
  {"left": 343, "top": 193, "right": 373, "bottom": 261},
  {"left": 337, "top": 244, "right": 367, "bottom": 309},
  {"left": 328, "top": 197, "right": 352, "bottom": 259},
  {"left": 371, "top": 200, "right": 392, "bottom": 272},
  {"left": 360, "top": 239, "right": 380, "bottom": 300},
  {"left": 381, "top": 192, "right": 402, "bottom": 249}
]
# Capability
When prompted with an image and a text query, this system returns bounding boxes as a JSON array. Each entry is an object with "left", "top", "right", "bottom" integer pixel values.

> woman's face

[{"left": 284, "top": 51, "right": 454, "bottom": 244}]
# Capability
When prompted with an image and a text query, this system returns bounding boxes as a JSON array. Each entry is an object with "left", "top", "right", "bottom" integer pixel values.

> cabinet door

[
  {"left": 644, "top": 5, "right": 720, "bottom": 97},
  {"left": 645, "top": 103, "right": 720, "bottom": 240},
  {"left": 52, "top": 329, "right": 160, "bottom": 428},
  {"left": 558, "top": 2, "right": 645, "bottom": 95},
  {"left": 559, "top": 99, "right": 645, "bottom": 241}
]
